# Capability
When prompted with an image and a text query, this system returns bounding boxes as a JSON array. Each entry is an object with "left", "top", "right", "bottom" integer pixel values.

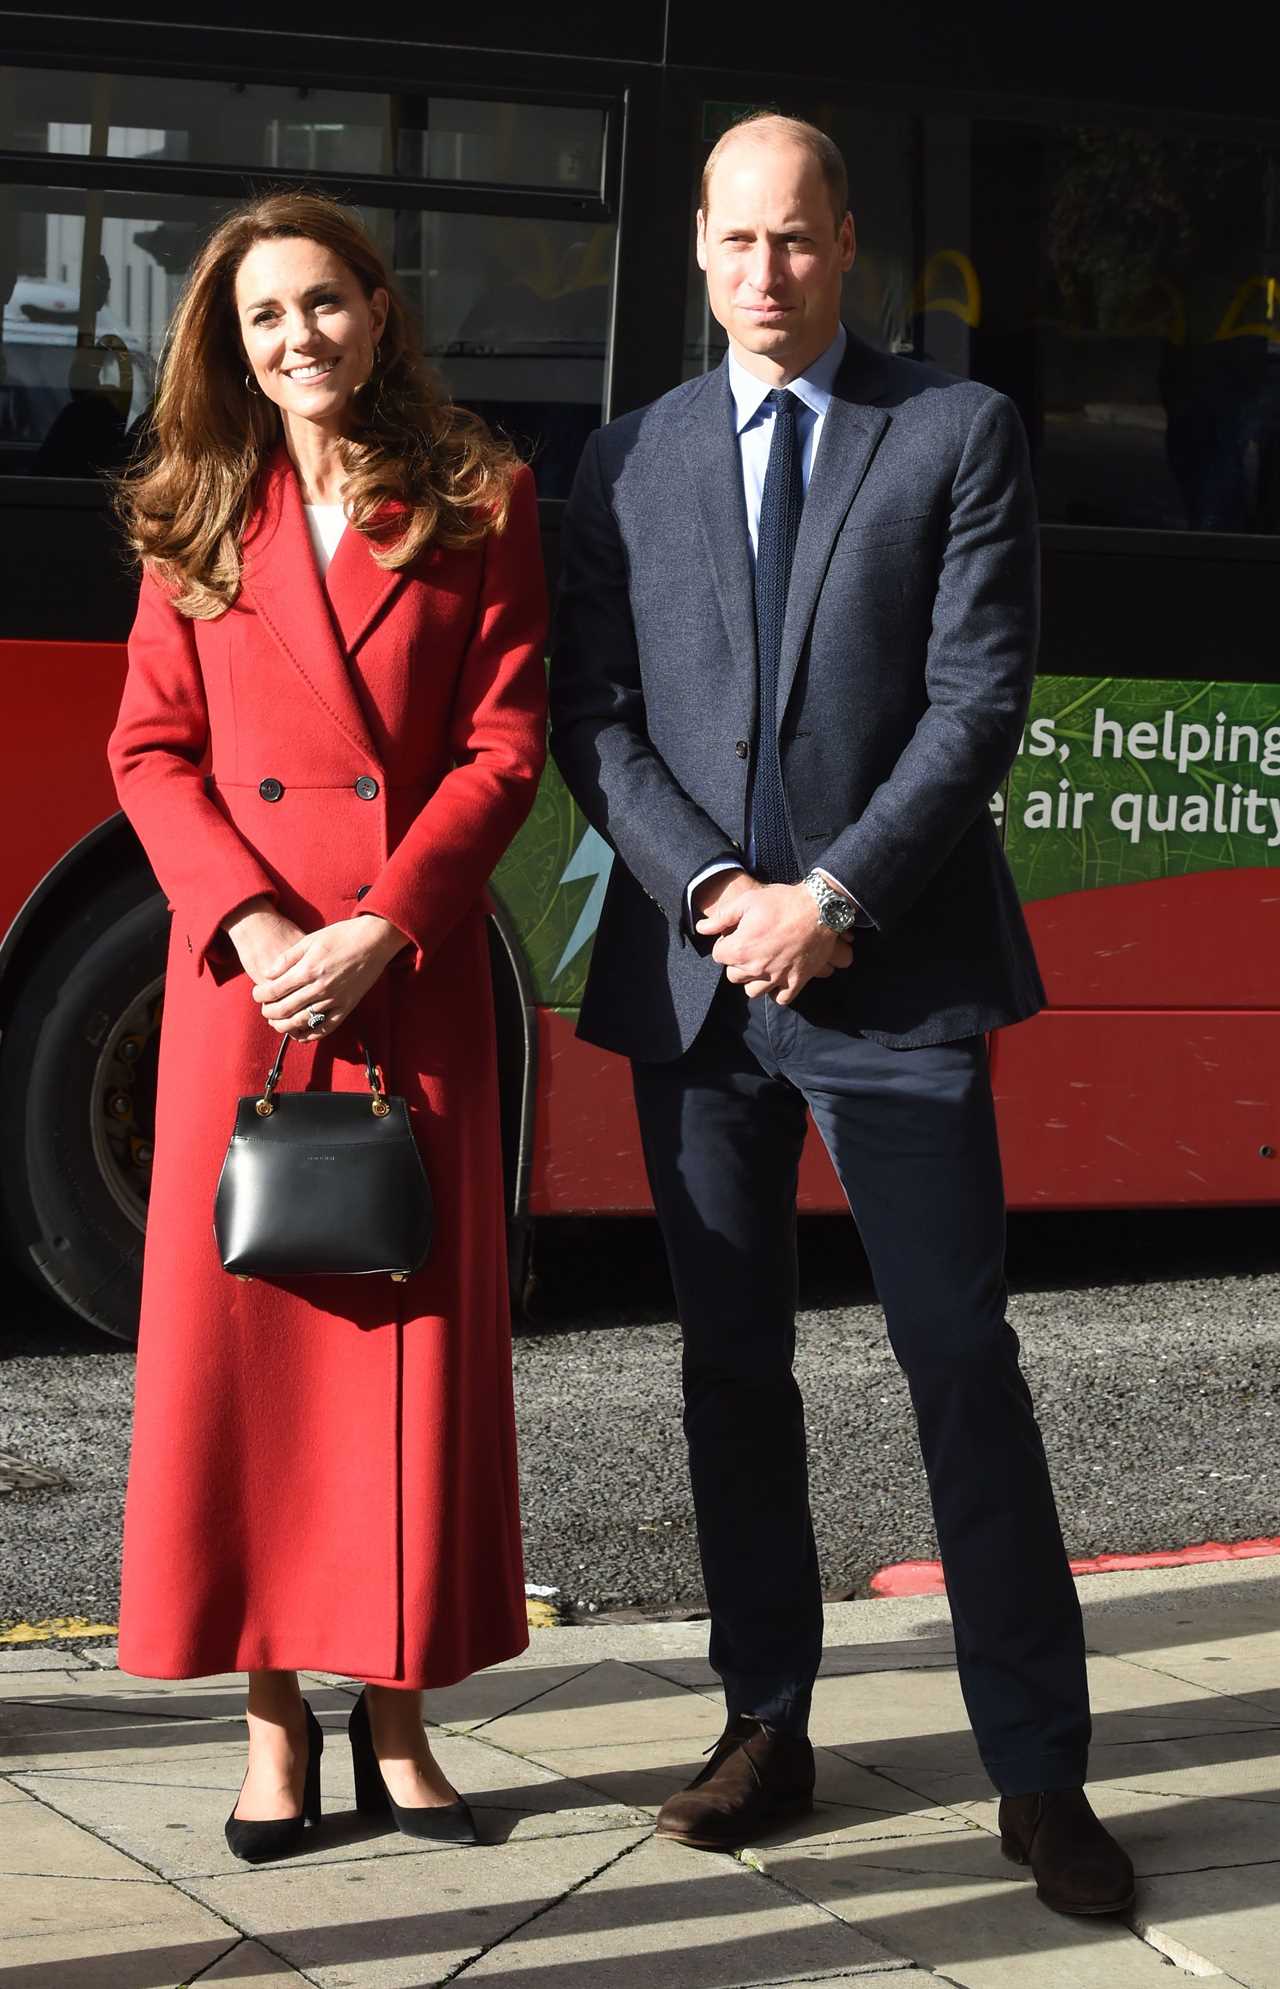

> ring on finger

[{"left": 305, "top": 1008, "right": 327, "bottom": 1033}]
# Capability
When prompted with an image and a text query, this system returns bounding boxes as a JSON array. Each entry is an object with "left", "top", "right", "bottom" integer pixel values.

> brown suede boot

[
  {"left": 999, "top": 1788, "right": 1136, "bottom": 1914},
  {"left": 655, "top": 1714, "right": 815, "bottom": 1851}
]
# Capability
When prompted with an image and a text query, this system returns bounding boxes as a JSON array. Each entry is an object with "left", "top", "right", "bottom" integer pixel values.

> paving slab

[
  {"left": 0, "top": 1780, "right": 168, "bottom": 1882},
  {"left": 1080, "top": 1652, "right": 1280, "bottom": 1736},
  {"left": 643, "top": 1637, "right": 957, "bottom": 1695},
  {"left": 805, "top": 1664, "right": 982, "bottom": 1770},
  {"left": 455, "top": 1832, "right": 900, "bottom": 1986},
  {"left": 198, "top": 1939, "right": 313, "bottom": 1984},
  {"left": 753, "top": 1977, "right": 925, "bottom": 1987},
  {"left": 0, "top": 1871, "right": 239, "bottom": 1989},
  {"left": 16, "top": 1765, "right": 644, "bottom": 1882},
  {"left": 956, "top": 1781, "right": 1280, "bottom": 1877},
  {"left": 0, "top": 1669, "right": 348, "bottom": 1721},
  {"left": 0, "top": 1698, "right": 206, "bottom": 1772},
  {"left": 755, "top": 1840, "right": 1186, "bottom": 1988},
  {"left": 812, "top": 1658, "right": 1280, "bottom": 1808},
  {"left": 522, "top": 1735, "right": 963, "bottom": 1853},
  {"left": 184, "top": 1824, "right": 650, "bottom": 1989},
  {"left": 300, "top": 1663, "right": 600, "bottom": 1734},
  {"left": 0, "top": 1650, "right": 99, "bottom": 1674},
  {"left": 751, "top": 1978, "right": 923, "bottom": 1988},
  {"left": 1134, "top": 1862, "right": 1280, "bottom": 1987},
  {"left": 1, "top": 1716, "right": 255, "bottom": 1779},
  {"left": 1086, "top": 1723, "right": 1280, "bottom": 1803},
  {"left": 478, "top": 1658, "right": 728, "bottom": 1756},
  {"left": 12, "top": 1726, "right": 632, "bottom": 1880},
  {"left": 1085, "top": 1626, "right": 1280, "bottom": 1721}
]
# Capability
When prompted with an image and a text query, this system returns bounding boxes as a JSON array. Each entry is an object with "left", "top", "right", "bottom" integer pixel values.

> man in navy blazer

[{"left": 551, "top": 113, "right": 1133, "bottom": 1915}]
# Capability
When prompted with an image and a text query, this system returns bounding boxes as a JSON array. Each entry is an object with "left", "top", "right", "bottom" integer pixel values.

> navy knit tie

[{"left": 751, "top": 389, "right": 803, "bottom": 884}]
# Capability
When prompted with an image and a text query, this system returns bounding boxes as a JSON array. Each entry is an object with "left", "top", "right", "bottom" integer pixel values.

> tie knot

[{"left": 765, "top": 388, "right": 798, "bottom": 418}]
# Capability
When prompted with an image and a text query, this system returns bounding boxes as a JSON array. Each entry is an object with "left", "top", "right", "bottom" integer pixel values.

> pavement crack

[
  {"left": 732, "top": 1846, "right": 907, "bottom": 1971},
  {"left": 439, "top": 1661, "right": 598, "bottom": 1736},
  {"left": 161, "top": 1878, "right": 328, "bottom": 1987},
  {"left": 0, "top": 1775, "right": 177, "bottom": 1881},
  {"left": 1093, "top": 1650, "right": 1280, "bottom": 1725},
  {"left": 437, "top": 1826, "right": 650, "bottom": 1982},
  {"left": 0, "top": 1866, "right": 159, "bottom": 1883},
  {"left": 173, "top": 1934, "right": 246, "bottom": 1985}
]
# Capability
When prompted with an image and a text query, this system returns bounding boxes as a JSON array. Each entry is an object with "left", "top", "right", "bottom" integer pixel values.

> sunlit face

[
  {"left": 234, "top": 234, "right": 388, "bottom": 432},
  {"left": 696, "top": 137, "right": 854, "bottom": 379}
]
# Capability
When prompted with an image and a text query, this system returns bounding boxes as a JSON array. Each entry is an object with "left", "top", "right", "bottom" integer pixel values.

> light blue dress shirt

[
  {"left": 688, "top": 325, "right": 858, "bottom": 921},
  {"left": 728, "top": 322, "right": 848, "bottom": 556}
]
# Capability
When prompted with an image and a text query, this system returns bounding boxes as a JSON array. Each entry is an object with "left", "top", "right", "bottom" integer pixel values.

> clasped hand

[
  {"left": 694, "top": 872, "right": 853, "bottom": 1005},
  {"left": 225, "top": 898, "right": 408, "bottom": 1040}
]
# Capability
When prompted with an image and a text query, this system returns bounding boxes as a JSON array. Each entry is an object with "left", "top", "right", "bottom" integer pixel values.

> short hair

[{"left": 699, "top": 113, "right": 850, "bottom": 229}]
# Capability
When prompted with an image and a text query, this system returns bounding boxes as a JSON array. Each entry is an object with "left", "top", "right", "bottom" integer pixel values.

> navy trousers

[{"left": 631, "top": 980, "right": 1091, "bottom": 1796}]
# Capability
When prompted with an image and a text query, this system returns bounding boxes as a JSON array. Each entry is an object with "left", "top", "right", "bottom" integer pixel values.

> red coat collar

[{"left": 240, "top": 445, "right": 410, "bottom": 767}]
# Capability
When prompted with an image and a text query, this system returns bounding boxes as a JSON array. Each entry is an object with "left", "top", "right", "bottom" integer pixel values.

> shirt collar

[{"left": 728, "top": 323, "right": 848, "bottom": 433}]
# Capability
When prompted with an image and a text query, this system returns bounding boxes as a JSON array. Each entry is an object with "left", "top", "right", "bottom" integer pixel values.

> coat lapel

[
  {"left": 240, "top": 449, "right": 381, "bottom": 767},
  {"left": 679, "top": 365, "right": 758, "bottom": 703},
  {"left": 776, "top": 361, "right": 890, "bottom": 722},
  {"left": 323, "top": 504, "right": 411, "bottom": 660}
]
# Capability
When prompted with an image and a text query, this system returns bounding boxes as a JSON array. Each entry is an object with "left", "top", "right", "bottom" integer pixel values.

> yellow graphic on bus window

[
  {"left": 1215, "top": 275, "right": 1280, "bottom": 344},
  {"left": 912, "top": 250, "right": 982, "bottom": 328}
]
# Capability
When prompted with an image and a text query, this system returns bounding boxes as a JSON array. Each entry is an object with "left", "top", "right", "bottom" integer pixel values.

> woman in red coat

[{"left": 109, "top": 192, "right": 547, "bottom": 1861}]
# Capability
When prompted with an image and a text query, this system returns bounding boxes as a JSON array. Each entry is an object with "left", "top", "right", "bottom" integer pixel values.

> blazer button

[
  {"left": 734, "top": 740, "right": 749, "bottom": 760},
  {"left": 354, "top": 775, "right": 379, "bottom": 800},
  {"left": 258, "top": 777, "right": 284, "bottom": 802},
  {"left": 355, "top": 884, "right": 372, "bottom": 900}
]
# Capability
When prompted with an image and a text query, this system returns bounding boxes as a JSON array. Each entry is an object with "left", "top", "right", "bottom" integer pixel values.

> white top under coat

[{"left": 302, "top": 502, "right": 347, "bottom": 575}]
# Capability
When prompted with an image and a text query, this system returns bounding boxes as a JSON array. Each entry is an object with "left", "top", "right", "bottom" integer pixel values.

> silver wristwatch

[{"left": 802, "top": 869, "right": 857, "bottom": 936}]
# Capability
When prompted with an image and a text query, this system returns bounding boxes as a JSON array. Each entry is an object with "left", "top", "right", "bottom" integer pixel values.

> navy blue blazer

[{"left": 549, "top": 330, "right": 1046, "bottom": 1060}]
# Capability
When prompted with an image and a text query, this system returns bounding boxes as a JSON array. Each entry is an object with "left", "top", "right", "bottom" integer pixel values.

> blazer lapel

[
  {"left": 240, "top": 449, "right": 381, "bottom": 766},
  {"left": 679, "top": 364, "right": 758, "bottom": 701},
  {"left": 323, "top": 506, "right": 410, "bottom": 659},
  {"left": 776, "top": 387, "right": 889, "bottom": 722}
]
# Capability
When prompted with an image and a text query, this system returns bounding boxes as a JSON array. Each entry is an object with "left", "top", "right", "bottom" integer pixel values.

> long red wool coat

[{"left": 109, "top": 448, "right": 547, "bottom": 1686}]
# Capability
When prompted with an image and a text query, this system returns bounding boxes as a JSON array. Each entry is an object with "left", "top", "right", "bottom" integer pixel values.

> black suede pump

[
  {"left": 348, "top": 1686, "right": 479, "bottom": 1844},
  {"left": 224, "top": 1700, "right": 323, "bottom": 1863}
]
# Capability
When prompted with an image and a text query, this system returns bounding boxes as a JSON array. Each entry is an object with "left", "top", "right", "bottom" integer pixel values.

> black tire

[{"left": 0, "top": 884, "right": 168, "bottom": 1342}]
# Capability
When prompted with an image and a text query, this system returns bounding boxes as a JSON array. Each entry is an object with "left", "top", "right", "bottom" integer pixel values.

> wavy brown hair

[{"left": 115, "top": 191, "right": 519, "bottom": 617}]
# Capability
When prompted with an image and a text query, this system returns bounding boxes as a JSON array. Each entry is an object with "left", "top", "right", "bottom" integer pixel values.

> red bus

[{"left": 1, "top": 5, "right": 1277, "bottom": 1339}]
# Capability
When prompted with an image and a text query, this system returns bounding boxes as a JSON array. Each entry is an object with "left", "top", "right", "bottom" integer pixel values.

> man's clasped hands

[{"left": 692, "top": 868, "right": 853, "bottom": 1007}]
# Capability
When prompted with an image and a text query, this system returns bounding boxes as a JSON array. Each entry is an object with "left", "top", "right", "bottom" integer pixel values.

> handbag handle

[{"left": 256, "top": 1036, "right": 390, "bottom": 1120}]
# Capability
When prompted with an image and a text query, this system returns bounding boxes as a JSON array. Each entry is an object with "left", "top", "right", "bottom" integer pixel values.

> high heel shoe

[
  {"left": 224, "top": 1700, "right": 324, "bottom": 1863},
  {"left": 348, "top": 1686, "right": 479, "bottom": 1845}
]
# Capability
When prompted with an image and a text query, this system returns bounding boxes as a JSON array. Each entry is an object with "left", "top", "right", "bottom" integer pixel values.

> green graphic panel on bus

[
  {"left": 1004, "top": 676, "right": 1280, "bottom": 903},
  {"left": 492, "top": 762, "right": 602, "bottom": 1009}
]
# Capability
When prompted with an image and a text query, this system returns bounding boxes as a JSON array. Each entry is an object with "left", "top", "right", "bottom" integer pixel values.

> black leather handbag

[{"left": 213, "top": 1037, "right": 433, "bottom": 1283}]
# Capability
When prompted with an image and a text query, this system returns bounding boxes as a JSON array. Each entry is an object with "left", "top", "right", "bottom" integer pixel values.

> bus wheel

[{"left": 0, "top": 888, "right": 167, "bottom": 1342}]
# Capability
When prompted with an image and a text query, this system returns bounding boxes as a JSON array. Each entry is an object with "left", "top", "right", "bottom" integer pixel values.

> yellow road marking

[
  {"left": 0, "top": 1617, "right": 118, "bottom": 1644},
  {"left": 1, "top": 1601, "right": 560, "bottom": 1645}
]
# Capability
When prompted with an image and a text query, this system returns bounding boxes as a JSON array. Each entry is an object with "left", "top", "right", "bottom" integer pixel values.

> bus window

[
  {"left": 1, "top": 67, "right": 607, "bottom": 194},
  {"left": 0, "top": 188, "right": 226, "bottom": 478},
  {"left": 930, "top": 120, "right": 1280, "bottom": 537},
  {"left": 0, "top": 68, "right": 618, "bottom": 496}
]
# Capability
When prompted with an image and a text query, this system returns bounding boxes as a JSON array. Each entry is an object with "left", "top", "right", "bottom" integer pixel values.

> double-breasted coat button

[
  {"left": 258, "top": 777, "right": 284, "bottom": 801},
  {"left": 354, "top": 775, "right": 379, "bottom": 800},
  {"left": 734, "top": 740, "right": 749, "bottom": 759},
  {"left": 355, "top": 884, "right": 372, "bottom": 900}
]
